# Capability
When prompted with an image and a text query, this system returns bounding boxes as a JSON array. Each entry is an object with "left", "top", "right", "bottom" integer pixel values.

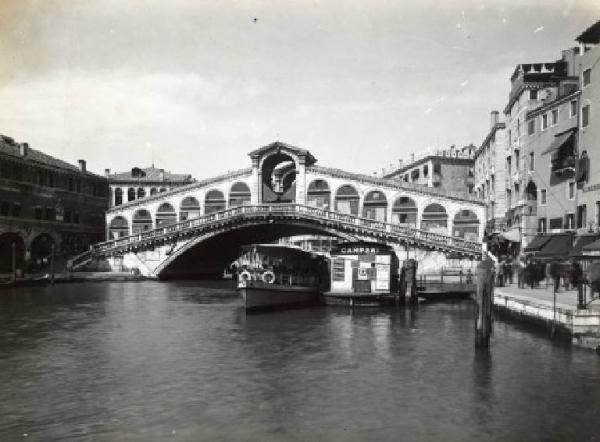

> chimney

[
  {"left": 490, "top": 110, "right": 499, "bottom": 128},
  {"left": 19, "top": 143, "right": 28, "bottom": 157},
  {"left": 104, "top": 168, "right": 110, "bottom": 178},
  {"left": 78, "top": 159, "right": 86, "bottom": 173},
  {"left": 159, "top": 169, "right": 165, "bottom": 181}
]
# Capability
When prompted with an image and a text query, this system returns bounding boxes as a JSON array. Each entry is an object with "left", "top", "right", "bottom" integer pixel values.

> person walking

[
  {"left": 549, "top": 260, "right": 561, "bottom": 293},
  {"left": 518, "top": 257, "right": 526, "bottom": 288},
  {"left": 505, "top": 260, "right": 513, "bottom": 285}
]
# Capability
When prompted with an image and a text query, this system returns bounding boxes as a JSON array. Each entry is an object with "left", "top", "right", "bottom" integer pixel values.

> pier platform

[{"left": 494, "top": 284, "right": 600, "bottom": 351}]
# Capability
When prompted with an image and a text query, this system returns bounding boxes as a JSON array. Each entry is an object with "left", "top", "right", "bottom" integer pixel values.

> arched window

[
  {"left": 137, "top": 188, "right": 146, "bottom": 199},
  {"left": 421, "top": 203, "right": 448, "bottom": 232},
  {"left": 127, "top": 187, "right": 136, "bottom": 202},
  {"left": 229, "top": 182, "right": 251, "bottom": 207},
  {"left": 150, "top": 188, "right": 158, "bottom": 196},
  {"left": 205, "top": 190, "right": 226, "bottom": 214},
  {"left": 452, "top": 210, "right": 480, "bottom": 241},
  {"left": 109, "top": 216, "right": 129, "bottom": 239},
  {"left": 180, "top": 196, "right": 200, "bottom": 221},
  {"left": 114, "top": 188, "right": 123, "bottom": 206},
  {"left": 132, "top": 209, "right": 153, "bottom": 234},
  {"left": 307, "top": 179, "right": 331, "bottom": 210},
  {"left": 0, "top": 232, "right": 25, "bottom": 273},
  {"left": 156, "top": 202, "right": 177, "bottom": 227},
  {"left": 392, "top": 196, "right": 417, "bottom": 225},
  {"left": 30, "top": 234, "right": 54, "bottom": 266},
  {"left": 334, "top": 185, "right": 359, "bottom": 215},
  {"left": 363, "top": 190, "right": 388, "bottom": 222}
]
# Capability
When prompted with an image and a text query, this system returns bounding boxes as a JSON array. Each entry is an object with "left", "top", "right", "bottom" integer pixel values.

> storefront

[{"left": 329, "top": 241, "right": 399, "bottom": 294}]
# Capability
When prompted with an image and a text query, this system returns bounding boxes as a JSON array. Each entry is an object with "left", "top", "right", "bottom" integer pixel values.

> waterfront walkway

[{"left": 495, "top": 283, "right": 600, "bottom": 311}]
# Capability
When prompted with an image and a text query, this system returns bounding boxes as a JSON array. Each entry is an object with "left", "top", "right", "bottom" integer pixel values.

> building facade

[
  {"left": 474, "top": 111, "right": 507, "bottom": 233},
  {"left": 575, "top": 22, "right": 600, "bottom": 232},
  {"left": 383, "top": 144, "right": 476, "bottom": 195},
  {"left": 0, "top": 135, "right": 108, "bottom": 274},
  {"left": 107, "top": 165, "right": 194, "bottom": 208}
]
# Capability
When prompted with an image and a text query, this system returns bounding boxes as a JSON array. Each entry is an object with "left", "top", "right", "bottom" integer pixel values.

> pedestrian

[
  {"left": 496, "top": 259, "right": 505, "bottom": 287},
  {"left": 518, "top": 257, "right": 526, "bottom": 288},
  {"left": 549, "top": 260, "right": 561, "bottom": 292},
  {"left": 526, "top": 260, "right": 536, "bottom": 289},
  {"left": 505, "top": 260, "right": 513, "bottom": 285},
  {"left": 545, "top": 261, "right": 552, "bottom": 290},
  {"left": 536, "top": 260, "right": 545, "bottom": 288}
]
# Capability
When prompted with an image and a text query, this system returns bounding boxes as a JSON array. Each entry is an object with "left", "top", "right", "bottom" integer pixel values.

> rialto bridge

[{"left": 71, "top": 142, "right": 486, "bottom": 278}]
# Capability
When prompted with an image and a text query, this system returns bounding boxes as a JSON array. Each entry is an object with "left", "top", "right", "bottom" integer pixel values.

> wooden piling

[
  {"left": 475, "top": 258, "right": 495, "bottom": 348},
  {"left": 399, "top": 259, "right": 418, "bottom": 306}
]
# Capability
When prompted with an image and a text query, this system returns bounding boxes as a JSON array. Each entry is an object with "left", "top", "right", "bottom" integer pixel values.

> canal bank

[
  {"left": 0, "top": 271, "right": 147, "bottom": 289},
  {"left": 494, "top": 284, "right": 600, "bottom": 351}
]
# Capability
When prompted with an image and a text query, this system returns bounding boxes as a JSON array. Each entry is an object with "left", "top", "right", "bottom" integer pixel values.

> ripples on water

[{"left": 0, "top": 281, "right": 599, "bottom": 441}]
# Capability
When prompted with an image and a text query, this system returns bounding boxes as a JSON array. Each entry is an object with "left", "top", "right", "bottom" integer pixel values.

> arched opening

[
  {"left": 205, "top": 190, "right": 226, "bottom": 214},
  {"left": 525, "top": 180, "right": 537, "bottom": 216},
  {"left": 452, "top": 210, "right": 480, "bottom": 241},
  {"left": 180, "top": 197, "right": 200, "bottom": 221},
  {"left": 261, "top": 153, "right": 296, "bottom": 203},
  {"left": 229, "top": 182, "right": 251, "bottom": 208},
  {"left": 109, "top": 216, "right": 129, "bottom": 239},
  {"left": 334, "top": 185, "right": 359, "bottom": 215},
  {"left": 137, "top": 188, "right": 146, "bottom": 199},
  {"left": 362, "top": 190, "right": 388, "bottom": 222},
  {"left": 114, "top": 188, "right": 123, "bottom": 206},
  {"left": 156, "top": 202, "right": 177, "bottom": 227},
  {"left": 127, "top": 187, "right": 136, "bottom": 202},
  {"left": 132, "top": 209, "right": 153, "bottom": 234},
  {"left": 307, "top": 179, "right": 331, "bottom": 210},
  {"left": 30, "top": 233, "right": 54, "bottom": 270},
  {"left": 150, "top": 188, "right": 158, "bottom": 196},
  {"left": 392, "top": 196, "right": 417, "bottom": 225},
  {"left": 421, "top": 203, "right": 448, "bottom": 232},
  {"left": 160, "top": 187, "right": 167, "bottom": 193},
  {"left": 0, "top": 232, "right": 25, "bottom": 273}
]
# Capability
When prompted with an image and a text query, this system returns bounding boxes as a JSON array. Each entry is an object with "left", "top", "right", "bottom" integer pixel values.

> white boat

[{"left": 234, "top": 244, "right": 328, "bottom": 310}]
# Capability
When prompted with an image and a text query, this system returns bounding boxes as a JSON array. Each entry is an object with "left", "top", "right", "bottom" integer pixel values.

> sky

[{"left": 0, "top": 0, "right": 598, "bottom": 178}]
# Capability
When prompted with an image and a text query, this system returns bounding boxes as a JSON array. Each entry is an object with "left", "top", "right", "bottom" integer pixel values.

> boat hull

[{"left": 238, "top": 281, "right": 319, "bottom": 310}]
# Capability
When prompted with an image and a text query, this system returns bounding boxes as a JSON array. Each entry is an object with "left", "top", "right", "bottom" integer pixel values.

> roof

[
  {"left": 0, "top": 134, "right": 102, "bottom": 177},
  {"left": 248, "top": 141, "right": 316, "bottom": 165},
  {"left": 576, "top": 20, "right": 600, "bottom": 44},
  {"left": 109, "top": 166, "right": 193, "bottom": 183}
]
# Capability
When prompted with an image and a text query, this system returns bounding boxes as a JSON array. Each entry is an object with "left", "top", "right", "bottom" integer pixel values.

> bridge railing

[{"left": 95, "top": 203, "right": 482, "bottom": 255}]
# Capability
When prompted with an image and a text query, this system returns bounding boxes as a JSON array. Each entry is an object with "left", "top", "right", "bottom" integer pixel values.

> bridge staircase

[{"left": 69, "top": 204, "right": 482, "bottom": 270}]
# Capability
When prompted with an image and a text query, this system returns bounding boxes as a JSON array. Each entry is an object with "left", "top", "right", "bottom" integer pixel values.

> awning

[
  {"left": 536, "top": 233, "right": 574, "bottom": 258},
  {"left": 569, "top": 234, "right": 600, "bottom": 257},
  {"left": 499, "top": 228, "right": 521, "bottom": 242},
  {"left": 542, "top": 128, "right": 576, "bottom": 155},
  {"left": 583, "top": 238, "right": 600, "bottom": 252},
  {"left": 524, "top": 234, "right": 551, "bottom": 252}
]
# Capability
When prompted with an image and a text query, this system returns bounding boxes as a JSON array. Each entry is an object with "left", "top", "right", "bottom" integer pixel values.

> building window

[
  {"left": 528, "top": 119, "right": 535, "bottom": 135},
  {"left": 34, "top": 207, "right": 43, "bottom": 220},
  {"left": 73, "top": 212, "right": 80, "bottom": 224},
  {"left": 541, "top": 114, "right": 548, "bottom": 130},
  {"left": 68, "top": 178, "right": 74, "bottom": 192},
  {"left": 530, "top": 89, "right": 538, "bottom": 100},
  {"left": 64, "top": 209, "right": 72, "bottom": 223},
  {"left": 45, "top": 207, "right": 54, "bottom": 221},
  {"left": 0, "top": 201, "right": 9, "bottom": 216},
  {"left": 515, "top": 150, "right": 520, "bottom": 169},
  {"left": 568, "top": 182, "right": 575, "bottom": 200},
  {"left": 583, "top": 68, "right": 591, "bottom": 87},
  {"left": 538, "top": 217, "right": 547, "bottom": 233},
  {"left": 565, "top": 213, "right": 575, "bottom": 230},
  {"left": 582, "top": 104, "right": 590, "bottom": 127},
  {"left": 550, "top": 217, "right": 563, "bottom": 230},
  {"left": 540, "top": 189, "right": 547, "bottom": 205},
  {"left": 570, "top": 100, "right": 578, "bottom": 118},
  {"left": 76, "top": 180, "right": 81, "bottom": 193},
  {"left": 577, "top": 204, "right": 587, "bottom": 229},
  {"left": 433, "top": 163, "right": 441, "bottom": 174},
  {"left": 529, "top": 152, "right": 535, "bottom": 171},
  {"left": 12, "top": 203, "right": 21, "bottom": 217},
  {"left": 423, "top": 165, "right": 428, "bottom": 177},
  {"left": 596, "top": 201, "right": 600, "bottom": 227},
  {"left": 551, "top": 109, "right": 558, "bottom": 126}
]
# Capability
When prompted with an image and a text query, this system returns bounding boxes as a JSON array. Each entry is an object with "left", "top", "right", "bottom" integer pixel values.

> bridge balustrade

[{"left": 90, "top": 203, "right": 482, "bottom": 258}]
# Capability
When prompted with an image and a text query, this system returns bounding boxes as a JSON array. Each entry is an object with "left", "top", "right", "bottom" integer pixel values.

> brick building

[{"left": 0, "top": 135, "right": 108, "bottom": 274}]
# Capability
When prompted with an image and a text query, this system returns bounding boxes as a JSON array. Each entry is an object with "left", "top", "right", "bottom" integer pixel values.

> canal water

[{"left": 0, "top": 282, "right": 599, "bottom": 442}]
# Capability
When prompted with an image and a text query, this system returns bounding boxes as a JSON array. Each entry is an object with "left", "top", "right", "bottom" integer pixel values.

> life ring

[
  {"left": 262, "top": 271, "right": 275, "bottom": 284},
  {"left": 239, "top": 271, "right": 252, "bottom": 282}
]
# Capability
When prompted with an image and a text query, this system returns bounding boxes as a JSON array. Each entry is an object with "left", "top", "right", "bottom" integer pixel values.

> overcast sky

[{"left": 0, "top": 0, "right": 598, "bottom": 178}]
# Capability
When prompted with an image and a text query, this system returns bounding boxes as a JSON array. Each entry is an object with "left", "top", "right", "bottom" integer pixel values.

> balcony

[{"left": 551, "top": 155, "right": 576, "bottom": 177}]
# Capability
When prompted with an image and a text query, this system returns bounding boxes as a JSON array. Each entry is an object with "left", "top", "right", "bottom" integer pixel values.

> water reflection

[{"left": 0, "top": 281, "right": 599, "bottom": 441}]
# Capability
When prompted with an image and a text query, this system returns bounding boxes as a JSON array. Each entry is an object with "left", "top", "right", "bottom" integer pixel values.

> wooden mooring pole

[
  {"left": 399, "top": 259, "right": 418, "bottom": 306},
  {"left": 475, "top": 258, "right": 495, "bottom": 348}
]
